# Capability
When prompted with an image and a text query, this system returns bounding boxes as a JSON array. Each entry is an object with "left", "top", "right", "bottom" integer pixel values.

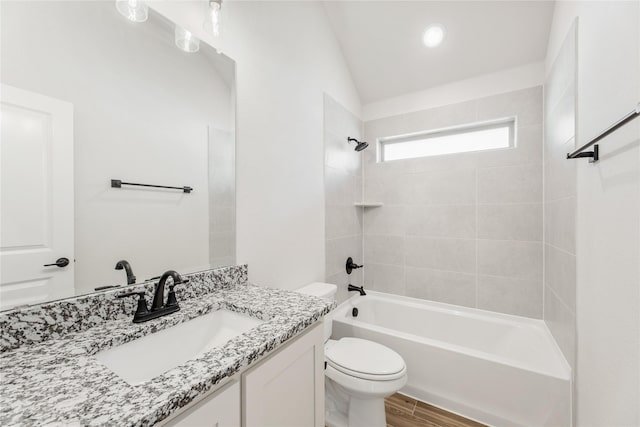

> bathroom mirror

[{"left": 0, "top": 1, "right": 235, "bottom": 309}]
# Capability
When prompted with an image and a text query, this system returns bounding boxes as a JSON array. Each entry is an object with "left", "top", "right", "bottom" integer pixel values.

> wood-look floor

[{"left": 384, "top": 393, "right": 486, "bottom": 427}]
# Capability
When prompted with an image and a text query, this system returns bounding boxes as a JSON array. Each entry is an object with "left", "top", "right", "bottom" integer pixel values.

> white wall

[
  {"left": 545, "top": 2, "right": 640, "bottom": 425},
  {"left": 149, "top": 1, "right": 361, "bottom": 290},
  {"left": 1, "top": 1, "right": 233, "bottom": 293},
  {"left": 362, "top": 62, "right": 544, "bottom": 121}
]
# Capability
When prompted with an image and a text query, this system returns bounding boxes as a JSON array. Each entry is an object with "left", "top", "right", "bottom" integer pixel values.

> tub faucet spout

[{"left": 348, "top": 284, "right": 366, "bottom": 296}]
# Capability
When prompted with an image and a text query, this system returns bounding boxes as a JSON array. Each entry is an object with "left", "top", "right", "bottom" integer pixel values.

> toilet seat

[{"left": 326, "top": 338, "right": 406, "bottom": 381}]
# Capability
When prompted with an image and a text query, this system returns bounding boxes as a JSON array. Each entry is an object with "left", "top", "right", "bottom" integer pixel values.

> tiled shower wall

[
  {"left": 543, "top": 24, "right": 577, "bottom": 370},
  {"left": 324, "top": 94, "right": 364, "bottom": 304},
  {"left": 362, "top": 87, "right": 544, "bottom": 318}
]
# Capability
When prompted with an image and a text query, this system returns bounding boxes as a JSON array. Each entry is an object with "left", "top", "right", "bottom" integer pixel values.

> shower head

[
  {"left": 355, "top": 141, "right": 369, "bottom": 151},
  {"left": 347, "top": 137, "right": 369, "bottom": 152}
]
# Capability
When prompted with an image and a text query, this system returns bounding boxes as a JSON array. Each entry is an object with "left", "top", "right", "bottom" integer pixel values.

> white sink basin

[{"left": 95, "top": 309, "right": 264, "bottom": 385}]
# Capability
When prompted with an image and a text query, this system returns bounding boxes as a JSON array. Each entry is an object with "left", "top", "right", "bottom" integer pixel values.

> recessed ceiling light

[{"left": 423, "top": 25, "right": 445, "bottom": 48}]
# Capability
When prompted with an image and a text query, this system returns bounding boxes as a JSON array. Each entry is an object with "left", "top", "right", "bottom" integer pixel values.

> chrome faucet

[{"left": 117, "top": 270, "right": 189, "bottom": 323}]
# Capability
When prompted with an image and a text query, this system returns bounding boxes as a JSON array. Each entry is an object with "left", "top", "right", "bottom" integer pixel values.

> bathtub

[{"left": 331, "top": 291, "right": 571, "bottom": 427}]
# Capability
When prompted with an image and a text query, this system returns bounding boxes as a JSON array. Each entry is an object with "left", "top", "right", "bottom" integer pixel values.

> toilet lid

[{"left": 326, "top": 338, "right": 406, "bottom": 379}]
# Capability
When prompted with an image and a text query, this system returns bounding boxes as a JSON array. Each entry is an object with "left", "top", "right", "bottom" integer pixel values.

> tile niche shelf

[{"left": 353, "top": 202, "right": 384, "bottom": 208}]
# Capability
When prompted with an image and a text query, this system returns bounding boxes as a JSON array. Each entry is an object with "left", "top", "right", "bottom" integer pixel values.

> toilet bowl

[{"left": 297, "top": 283, "right": 408, "bottom": 427}]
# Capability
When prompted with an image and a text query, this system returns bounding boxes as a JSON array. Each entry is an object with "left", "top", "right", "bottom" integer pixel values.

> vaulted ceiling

[{"left": 323, "top": 1, "right": 555, "bottom": 104}]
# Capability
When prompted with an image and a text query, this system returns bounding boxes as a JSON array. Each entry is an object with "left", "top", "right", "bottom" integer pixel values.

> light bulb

[
  {"left": 203, "top": 0, "right": 222, "bottom": 37},
  {"left": 423, "top": 25, "right": 445, "bottom": 48},
  {"left": 175, "top": 26, "right": 200, "bottom": 53},
  {"left": 115, "top": 0, "right": 148, "bottom": 23}
]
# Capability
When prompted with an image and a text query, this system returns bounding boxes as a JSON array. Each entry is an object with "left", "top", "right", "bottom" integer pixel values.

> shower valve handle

[{"left": 346, "top": 257, "right": 363, "bottom": 275}]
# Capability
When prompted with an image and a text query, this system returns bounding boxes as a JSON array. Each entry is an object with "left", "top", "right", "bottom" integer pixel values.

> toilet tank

[{"left": 296, "top": 282, "right": 337, "bottom": 342}]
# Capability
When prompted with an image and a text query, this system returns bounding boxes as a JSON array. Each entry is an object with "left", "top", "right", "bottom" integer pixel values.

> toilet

[{"left": 297, "top": 283, "right": 408, "bottom": 427}]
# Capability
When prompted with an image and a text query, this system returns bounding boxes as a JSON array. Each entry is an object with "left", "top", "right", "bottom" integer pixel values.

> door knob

[{"left": 43, "top": 257, "right": 70, "bottom": 268}]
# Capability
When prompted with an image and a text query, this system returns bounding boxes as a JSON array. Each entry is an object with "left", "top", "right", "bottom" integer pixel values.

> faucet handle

[
  {"left": 116, "top": 291, "right": 149, "bottom": 319},
  {"left": 166, "top": 278, "right": 189, "bottom": 307},
  {"left": 346, "top": 257, "right": 364, "bottom": 275}
]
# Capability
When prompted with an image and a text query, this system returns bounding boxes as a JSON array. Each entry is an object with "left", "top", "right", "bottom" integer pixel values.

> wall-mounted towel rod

[
  {"left": 111, "top": 179, "right": 193, "bottom": 193},
  {"left": 567, "top": 102, "right": 640, "bottom": 163}
]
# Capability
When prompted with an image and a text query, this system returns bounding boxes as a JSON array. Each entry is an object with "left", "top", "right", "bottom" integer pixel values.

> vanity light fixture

[
  {"left": 423, "top": 24, "right": 445, "bottom": 48},
  {"left": 175, "top": 26, "right": 200, "bottom": 53},
  {"left": 115, "top": 0, "right": 148, "bottom": 23},
  {"left": 203, "top": 0, "right": 223, "bottom": 37}
]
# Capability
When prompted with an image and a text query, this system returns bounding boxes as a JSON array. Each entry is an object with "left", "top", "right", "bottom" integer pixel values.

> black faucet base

[{"left": 132, "top": 304, "right": 180, "bottom": 323}]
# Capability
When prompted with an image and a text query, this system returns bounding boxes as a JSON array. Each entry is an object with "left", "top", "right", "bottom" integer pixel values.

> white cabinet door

[
  {"left": 242, "top": 322, "right": 324, "bottom": 427},
  {"left": 0, "top": 84, "right": 75, "bottom": 310},
  {"left": 163, "top": 380, "right": 240, "bottom": 427}
]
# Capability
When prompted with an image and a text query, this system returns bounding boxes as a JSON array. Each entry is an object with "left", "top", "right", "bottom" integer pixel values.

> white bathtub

[{"left": 331, "top": 292, "right": 571, "bottom": 427}]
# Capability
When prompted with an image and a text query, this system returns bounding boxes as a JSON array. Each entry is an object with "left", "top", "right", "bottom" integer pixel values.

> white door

[{"left": 0, "top": 84, "right": 74, "bottom": 310}]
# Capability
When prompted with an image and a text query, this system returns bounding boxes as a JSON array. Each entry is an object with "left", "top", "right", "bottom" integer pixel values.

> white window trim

[{"left": 377, "top": 116, "right": 517, "bottom": 162}]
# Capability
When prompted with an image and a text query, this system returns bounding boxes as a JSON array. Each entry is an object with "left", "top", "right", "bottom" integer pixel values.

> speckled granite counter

[{"left": 0, "top": 279, "right": 334, "bottom": 426}]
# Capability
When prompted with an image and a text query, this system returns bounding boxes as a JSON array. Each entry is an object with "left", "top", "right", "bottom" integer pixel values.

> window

[{"left": 378, "top": 118, "right": 516, "bottom": 162}]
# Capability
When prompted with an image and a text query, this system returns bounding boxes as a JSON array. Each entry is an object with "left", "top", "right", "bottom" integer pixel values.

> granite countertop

[{"left": 0, "top": 283, "right": 334, "bottom": 426}]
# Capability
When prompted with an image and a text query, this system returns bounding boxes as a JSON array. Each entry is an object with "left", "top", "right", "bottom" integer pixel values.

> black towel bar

[
  {"left": 567, "top": 103, "right": 640, "bottom": 162},
  {"left": 111, "top": 179, "right": 193, "bottom": 193}
]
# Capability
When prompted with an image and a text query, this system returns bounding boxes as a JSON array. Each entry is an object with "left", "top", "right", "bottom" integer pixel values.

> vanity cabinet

[
  {"left": 160, "top": 321, "right": 324, "bottom": 427},
  {"left": 242, "top": 322, "right": 324, "bottom": 427},
  {"left": 163, "top": 380, "right": 240, "bottom": 427}
]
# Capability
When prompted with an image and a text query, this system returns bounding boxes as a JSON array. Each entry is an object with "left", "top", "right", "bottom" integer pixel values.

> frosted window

[{"left": 379, "top": 119, "right": 515, "bottom": 162}]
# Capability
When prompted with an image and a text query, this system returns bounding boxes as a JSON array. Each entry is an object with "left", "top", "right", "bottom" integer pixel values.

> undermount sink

[{"left": 95, "top": 309, "right": 264, "bottom": 385}]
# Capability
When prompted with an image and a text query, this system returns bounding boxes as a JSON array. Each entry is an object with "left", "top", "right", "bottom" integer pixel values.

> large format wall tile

[
  {"left": 478, "top": 164, "right": 542, "bottom": 204},
  {"left": 544, "top": 286, "right": 576, "bottom": 368},
  {"left": 359, "top": 86, "right": 544, "bottom": 319},
  {"left": 404, "top": 237, "right": 476, "bottom": 274},
  {"left": 362, "top": 87, "right": 543, "bottom": 318},
  {"left": 405, "top": 267, "right": 476, "bottom": 307},
  {"left": 364, "top": 263, "right": 405, "bottom": 295},
  {"left": 476, "top": 86, "right": 543, "bottom": 126},
  {"left": 325, "top": 204, "right": 362, "bottom": 240},
  {"left": 478, "top": 275, "right": 542, "bottom": 318},
  {"left": 478, "top": 240, "right": 543, "bottom": 281},
  {"left": 364, "top": 235, "right": 405, "bottom": 265},
  {"left": 544, "top": 197, "right": 576, "bottom": 254},
  {"left": 324, "top": 94, "right": 364, "bottom": 304},
  {"left": 544, "top": 244, "right": 576, "bottom": 312},
  {"left": 405, "top": 205, "right": 476, "bottom": 238},
  {"left": 476, "top": 124, "right": 543, "bottom": 168},
  {"left": 477, "top": 203, "right": 542, "bottom": 241},
  {"left": 406, "top": 168, "right": 477, "bottom": 205},
  {"left": 363, "top": 205, "right": 406, "bottom": 235},
  {"left": 325, "top": 166, "right": 361, "bottom": 206},
  {"left": 326, "top": 235, "right": 363, "bottom": 278},
  {"left": 543, "top": 23, "right": 577, "bottom": 371}
]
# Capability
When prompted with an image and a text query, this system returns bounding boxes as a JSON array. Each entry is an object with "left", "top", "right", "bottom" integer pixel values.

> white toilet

[{"left": 297, "top": 283, "right": 408, "bottom": 427}]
